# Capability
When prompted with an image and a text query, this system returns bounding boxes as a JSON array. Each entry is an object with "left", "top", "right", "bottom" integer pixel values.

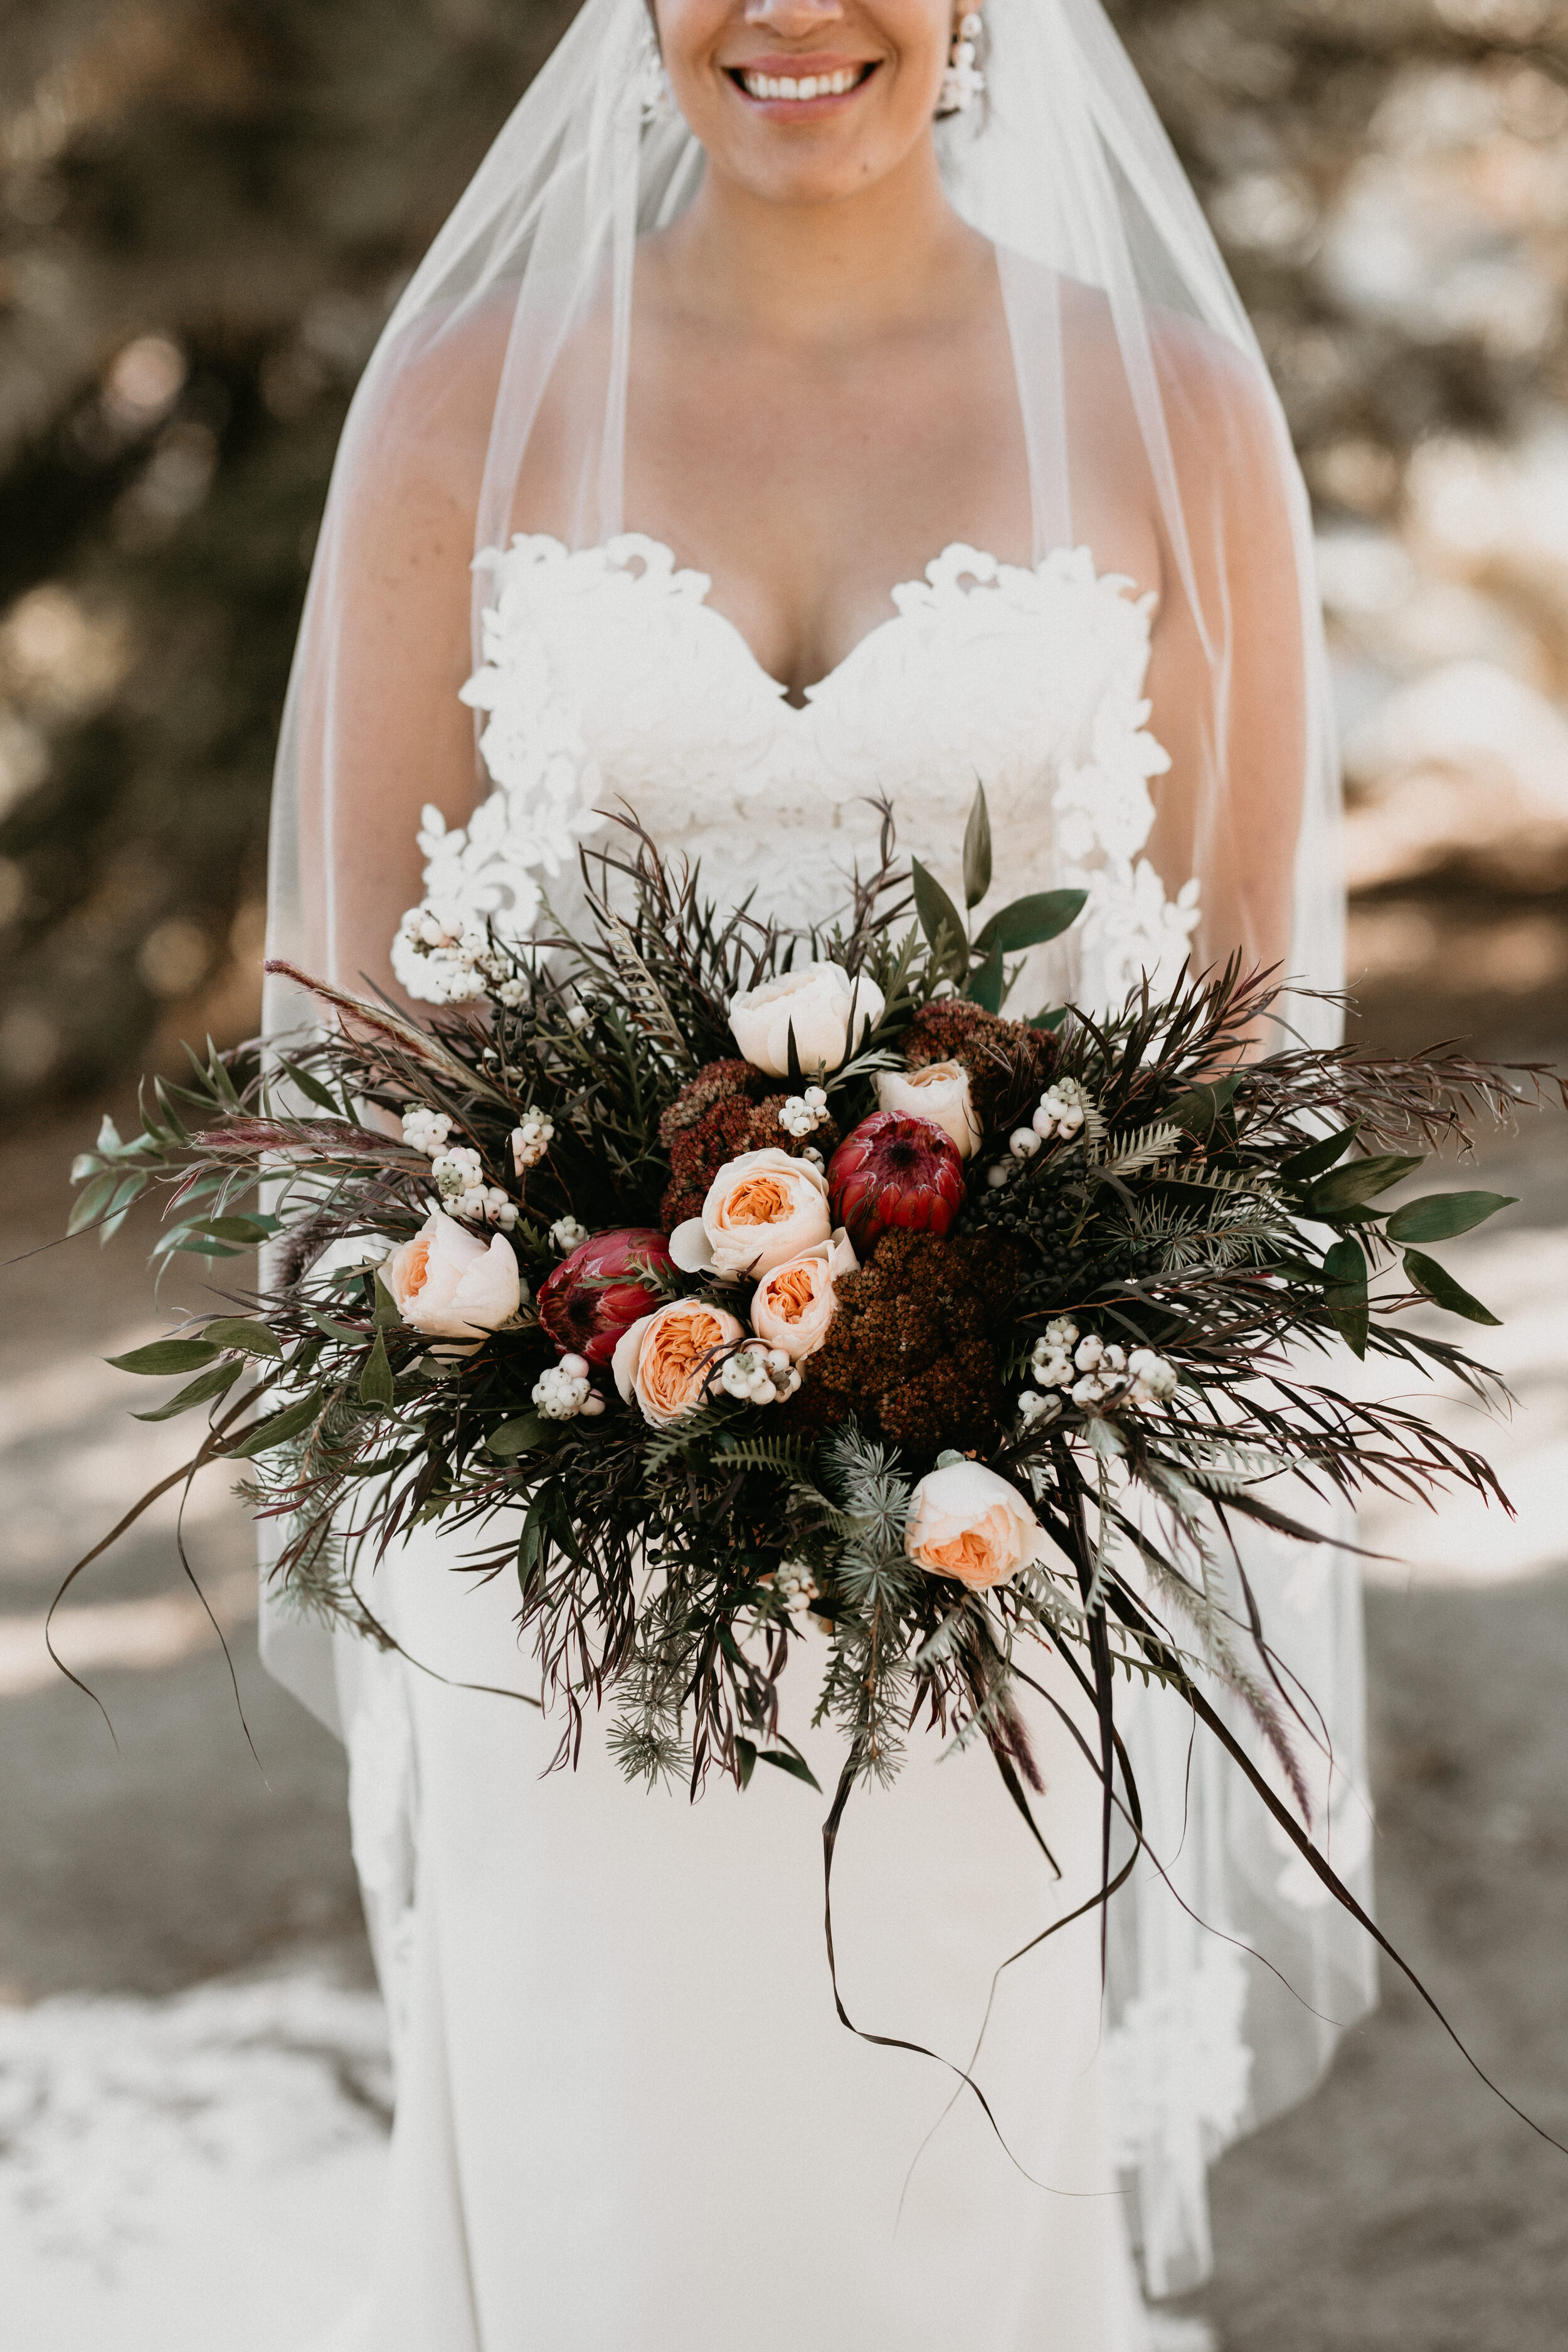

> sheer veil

[{"left": 262, "top": 0, "right": 1374, "bottom": 2299}]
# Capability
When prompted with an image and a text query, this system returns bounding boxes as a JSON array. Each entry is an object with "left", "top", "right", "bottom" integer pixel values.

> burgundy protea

[
  {"left": 827, "top": 1113, "right": 965, "bottom": 1258},
  {"left": 537, "top": 1227, "right": 675, "bottom": 1366}
]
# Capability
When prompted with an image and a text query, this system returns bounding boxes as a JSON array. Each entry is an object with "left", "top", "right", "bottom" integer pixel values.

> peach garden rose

[
  {"left": 749, "top": 1229, "right": 858, "bottom": 1364},
  {"left": 903, "top": 1459, "right": 1059, "bottom": 1592},
  {"left": 612, "top": 1297, "right": 747, "bottom": 1428},
  {"left": 669, "top": 1146, "right": 833, "bottom": 1281}
]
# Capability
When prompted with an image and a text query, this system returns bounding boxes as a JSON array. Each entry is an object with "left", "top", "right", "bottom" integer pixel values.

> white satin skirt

[{"left": 318, "top": 1522, "right": 1158, "bottom": 2352}]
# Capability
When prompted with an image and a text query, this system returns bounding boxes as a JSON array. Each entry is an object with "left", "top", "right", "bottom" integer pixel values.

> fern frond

[
  {"left": 717, "top": 1434, "right": 812, "bottom": 1477},
  {"left": 1095, "top": 1120, "right": 1182, "bottom": 1178}
]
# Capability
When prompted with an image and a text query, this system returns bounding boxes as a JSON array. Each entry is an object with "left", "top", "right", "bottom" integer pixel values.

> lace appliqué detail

[
  {"left": 391, "top": 533, "right": 1202, "bottom": 1015},
  {"left": 1103, "top": 1936, "right": 1253, "bottom": 2285},
  {"left": 391, "top": 536, "right": 657, "bottom": 1003}
]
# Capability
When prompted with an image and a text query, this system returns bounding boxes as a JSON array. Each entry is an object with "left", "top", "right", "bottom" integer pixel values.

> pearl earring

[
  {"left": 633, "top": 26, "right": 677, "bottom": 124},
  {"left": 938, "top": 12, "right": 985, "bottom": 114}
]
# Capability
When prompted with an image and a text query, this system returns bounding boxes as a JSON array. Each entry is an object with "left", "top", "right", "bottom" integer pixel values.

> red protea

[
  {"left": 537, "top": 1227, "right": 675, "bottom": 1366},
  {"left": 827, "top": 1113, "right": 965, "bottom": 1258}
]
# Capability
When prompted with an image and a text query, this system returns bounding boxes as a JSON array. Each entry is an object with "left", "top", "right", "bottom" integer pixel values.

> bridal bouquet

[{"left": 70, "top": 799, "right": 1547, "bottom": 1907}]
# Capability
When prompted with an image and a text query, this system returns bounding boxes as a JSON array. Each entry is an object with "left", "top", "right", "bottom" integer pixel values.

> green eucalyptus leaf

[
  {"left": 226, "top": 1389, "right": 326, "bottom": 1458},
  {"left": 734, "top": 1735, "right": 758, "bottom": 1791},
  {"left": 107, "top": 1338, "right": 221, "bottom": 1377},
  {"left": 972, "top": 889, "right": 1087, "bottom": 956},
  {"left": 1322, "top": 1236, "right": 1369, "bottom": 1358},
  {"left": 202, "top": 1317, "right": 283, "bottom": 1358},
  {"left": 1029, "top": 1007, "right": 1069, "bottom": 1033},
  {"left": 489, "top": 1412, "right": 550, "bottom": 1460},
  {"left": 517, "top": 1480, "right": 570, "bottom": 1594},
  {"left": 309, "top": 1307, "right": 368, "bottom": 1341},
  {"left": 67, "top": 1173, "right": 120, "bottom": 1235},
  {"left": 373, "top": 1273, "right": 404, "bottom": 1330},
  {"left": 910, "top": 859, "right": 968, "bottom": 975},
  {"left": 191, "top": 1213, "right": 283, "bottom": 1244},
  {"left": 131, "top": 1359, "right": 243, "bottom": 1421},
  {"left": 1404, "top": 1249, "right": 1502, "bottom": 1327},
  {"left": 1384, "top": 1190, "right": 1518, "bottom": 1245},
  {"left": 962, "top": 783, "right": 993, "bottom": 911},
  {"left": 275, "top": 1058, "right": 343, "bottom": 1115},
  {"left": 965, "top": 945, "right": 1006, "bottom": 1014},
  {"left": 1281, "top": 1124, "right": 1359, "bottom": 1184},
  {"left": 358, "top": 1332, "right": 396, "bottom": 1407},
  {"left": 1308, "top": 1154, "right": 1424, "bottom": 1216},
  {"left": 1165, "top": 1073, "right": 1243, "bottom": 1140},
  {"left": 756, "top": 1745, "right": 823, "bottom": 1793}
]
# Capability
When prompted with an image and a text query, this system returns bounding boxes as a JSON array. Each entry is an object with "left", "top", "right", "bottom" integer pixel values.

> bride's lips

[{"left": 722, "top": 53, "right": 881, "bottom": 121}]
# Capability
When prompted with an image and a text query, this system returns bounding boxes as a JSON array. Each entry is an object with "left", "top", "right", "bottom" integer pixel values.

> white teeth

[{"left": 741, "top": 66, "right": 862, "bottom": 101}]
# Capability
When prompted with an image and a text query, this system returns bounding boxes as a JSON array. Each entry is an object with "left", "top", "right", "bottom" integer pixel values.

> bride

[{"left": 265, "top": 0, "right": 1377, "bottom": 2343}]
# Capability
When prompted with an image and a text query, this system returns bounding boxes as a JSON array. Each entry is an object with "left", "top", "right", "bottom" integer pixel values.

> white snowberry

[
  {"left": 1127, "top": 1347, "right": 1179, "bottom": 1406},
  {"left": 778, "top": 1085, "right": 832, "bottom": 1142},
  {"left": 719, "top": 1343, "right": 800, "bottom": 1405},
  {"left": 532, "top": 1364, "right": 591, "bottom": 1420},
  {"left": 401, "top": 1106, "right": 453, "bottom": 1157},
  {"left": 551, "top": 1216, "right": 589, "bottom": 1253},
  {"left": 764, "top": 1557, "right": 821, "bottom": 1608},
  {"left": 511, "top": 1117, "right": 556, "bottom": 1176},
  {"left": 1032, "top": 1078, "right": 1089, "bottom": 1143}
]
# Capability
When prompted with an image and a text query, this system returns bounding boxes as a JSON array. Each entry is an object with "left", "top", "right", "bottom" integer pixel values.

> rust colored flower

[
  {"left": 777, "top": 1229, "right": 1020, "bottom": 1459},
  {"left": 537, "top": 1227, "right": 675, "bottom": 1366},
  {"left": 827, "top": 1111, "right": 964, "bottom": 1257},
  {"left": 659, "top": 1058, "right": 839, "bottom": 1231},
  {"left": 901, "top": 1000, "right": 1057, "bottom": 1132}
]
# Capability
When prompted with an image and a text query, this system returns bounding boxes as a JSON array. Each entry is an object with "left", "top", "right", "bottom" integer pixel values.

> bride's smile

[
  {"left": 664, "top": 0, "right": 956, "bottom": 199},
  {"left": 727, "top": 55, "right": 879, "bottom": 114}
]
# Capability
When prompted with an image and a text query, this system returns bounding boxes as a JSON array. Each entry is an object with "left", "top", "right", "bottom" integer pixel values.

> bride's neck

[{"left": 657, "top": 144, "right": 982, "bottom": 342}]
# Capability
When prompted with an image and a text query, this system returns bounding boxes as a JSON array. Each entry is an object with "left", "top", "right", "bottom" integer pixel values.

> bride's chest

[{"left": 465, "top": 535, "right": 1161, "bottom": 844}]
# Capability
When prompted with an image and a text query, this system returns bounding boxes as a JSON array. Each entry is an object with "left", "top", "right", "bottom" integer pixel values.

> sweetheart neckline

[{"left": 526, "top": 531, "right": 1148, "bottom": 712}]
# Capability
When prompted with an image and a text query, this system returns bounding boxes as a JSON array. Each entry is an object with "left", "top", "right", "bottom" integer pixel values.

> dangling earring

[
  {"left": 633, "top": 24, "right": 677, "bottom": 124},
  {"left": 938, "top": 11, "right": 985, "bottom": 114}
]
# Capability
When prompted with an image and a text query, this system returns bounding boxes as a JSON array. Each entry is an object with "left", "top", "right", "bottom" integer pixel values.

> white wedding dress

[{"left": 318, "top": 531, "right": 1333, "bottom": 2352}]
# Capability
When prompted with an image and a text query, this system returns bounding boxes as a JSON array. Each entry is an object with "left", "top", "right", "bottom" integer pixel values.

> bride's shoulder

[{"left": 343, "top": 289, "right": 516, "bottom": 512}]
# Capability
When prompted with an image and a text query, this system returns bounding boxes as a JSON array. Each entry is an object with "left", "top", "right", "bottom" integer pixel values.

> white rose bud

[
  {"left": 873, "top": 1061, "right": 982, "bottom": 1159},
  {"left": 728, "top": 961, "right": 885, "bottom": 1078},
  {"left": 382, "top": 1209, "right": 521, "bottom": 1340}
]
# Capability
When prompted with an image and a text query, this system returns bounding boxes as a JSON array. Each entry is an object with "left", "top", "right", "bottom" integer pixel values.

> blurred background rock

[{"left": 1, "top": 0, "right": 1567, "bottom": 1104}]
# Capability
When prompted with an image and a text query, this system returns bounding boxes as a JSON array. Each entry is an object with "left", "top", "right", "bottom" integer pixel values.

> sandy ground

[{"left": 1, "top": 1076, "right": 1565, "bottom": 2349}]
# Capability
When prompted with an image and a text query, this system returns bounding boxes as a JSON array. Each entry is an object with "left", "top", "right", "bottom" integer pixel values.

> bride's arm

[
  {"left": 1141, "top": 327, "right": 1311, "bottom": 987},
  {"left": 289, "top": 317, "right": 501, "bottom": 1004}
]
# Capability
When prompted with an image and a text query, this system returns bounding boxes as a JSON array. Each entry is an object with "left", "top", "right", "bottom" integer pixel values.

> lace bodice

[{"left": 392, "top": 534, "right": 1200, "bottom": 1014}]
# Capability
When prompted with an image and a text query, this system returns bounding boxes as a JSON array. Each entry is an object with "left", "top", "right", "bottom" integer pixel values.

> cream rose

[
  {"left": 750, "top": 1229, "right": 858, "bottom": 1364},
  {"left": 669, "top": 1147, "right": 833, "bottom": 1281},
  {"left": 382, "top": 1207, "right": 522, "bottom": 1339},
  {"left": 873, "top": 1060, "right": 982, "bottom": 1158},
  {"left": 612, "top": 1298, "right": 746, "bottom": 1428},
  {"left": 728, "top": 961, "right": 885, "bottom": 1078},
  {"left": 904, "top": 1461, "right": 1059, "bottom": 1591}
]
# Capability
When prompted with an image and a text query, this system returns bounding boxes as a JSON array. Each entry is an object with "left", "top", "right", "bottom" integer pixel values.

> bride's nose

[{"left": 741, "top": 0, "right": 847, "bottom": 33}]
